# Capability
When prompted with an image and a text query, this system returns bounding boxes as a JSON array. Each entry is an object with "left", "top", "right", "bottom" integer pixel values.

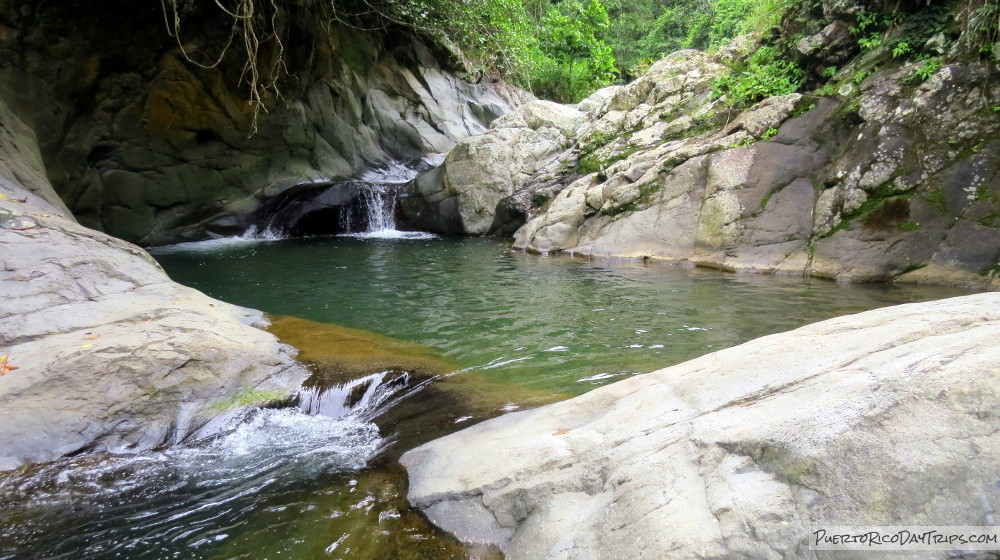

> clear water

[
  {"left": 1, "top": 234, "right": 976, "bottom": 560},
  {"left": 152, "top": 236, "right": 973, "bottom": 394}
]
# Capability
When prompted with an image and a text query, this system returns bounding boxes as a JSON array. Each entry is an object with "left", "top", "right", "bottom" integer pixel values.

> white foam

[
  {"left": 339, "top": 230, "right": 439, "bottom": 240},
  {"left": 577, "top": 372, "right": 618, "bottom": 383},
  {"left": 149, "top": 228, "right": 285, "bottom": 254},
  {"left": 481, "top": 356, "right": 533, "bottom": 370}
]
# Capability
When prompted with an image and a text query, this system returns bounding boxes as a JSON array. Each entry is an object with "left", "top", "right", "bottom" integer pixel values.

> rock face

[
  {"left": 402, "top": 292, "right": 1000, "bottom": 559},
  {"left": 0, "top": 96, "right": 308, "bottom": 470},
  {"left": 401, "top": 100, "right": 585, "bottom": 234},
  {"left": 0, "top": 1, "right": 517, "bottom": 245},
  {"left": 401, "top": 26, "right": 1000, "bottom": 288}
]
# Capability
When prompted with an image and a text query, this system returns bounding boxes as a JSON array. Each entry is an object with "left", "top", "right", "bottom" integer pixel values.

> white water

[
  {"left": 0, "top": 373, "right": 411, "bottom": 557},
  {"left": 148, "top": 227, "right": 285, "bottom": 254},
  {"left": 337, "top": 183, "right": 437, "bottom": 240}
]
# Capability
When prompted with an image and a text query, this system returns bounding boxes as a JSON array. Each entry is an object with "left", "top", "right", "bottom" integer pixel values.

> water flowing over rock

[
  {"left": 0, "top": 95, "right": 308, "bottom": 470},
  {"left": 402, "top": 292, "right": 1000, "bottom": 559},
  {"left": 0, "top": 1, "right": 520, "bottom": 246}
]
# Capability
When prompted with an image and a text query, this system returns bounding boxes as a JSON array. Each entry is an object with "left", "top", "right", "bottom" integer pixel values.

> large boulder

[
  {"left": 401, "top": 100, "right": 584, "bottom": 235},
  {"left": 402, "top": 292, "right": 1000, "bottom": 559},
  {"left": 0, "top": 97, "right": 307, "bottom": 470}
]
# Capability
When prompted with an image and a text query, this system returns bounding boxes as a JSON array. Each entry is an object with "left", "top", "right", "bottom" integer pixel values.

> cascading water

[
  {"left": 0, "top": 372, "right": 413, "bottom": 559},
  {"left": 337, "top": 183, "right": 396, "bottom": 234},
  {"left": 240, "top": 180, "right": 436, "bottom": 240}
]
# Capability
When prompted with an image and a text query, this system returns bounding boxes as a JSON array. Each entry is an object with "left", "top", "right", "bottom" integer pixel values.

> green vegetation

[
  {"left": 712, "top": 45, "right": 805, "bottom": 107},
  {"left": 160, "top": 0, "right": 794, "bottom": 106},
  {"left": 528, "top": 0, "right": 619, "bottom": 102}
]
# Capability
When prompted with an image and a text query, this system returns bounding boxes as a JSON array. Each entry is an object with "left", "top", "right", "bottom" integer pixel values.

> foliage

[
  {"left": 712, "top": 45, "right": 805, "bottom": 107},
  {"left": 527, "top": 0, "right": 618, "bottom": 102},
  {"left": 160, "top": 0, "right": 537, "bottom": 126},
  {"left": 599, "top": 0, "right": 766, "bottom": 79},
  {"left": 914, "top": 58, "right": 942, "bottom": 81}
]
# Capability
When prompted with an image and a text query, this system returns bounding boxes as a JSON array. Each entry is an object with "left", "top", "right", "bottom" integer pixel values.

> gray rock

[
  {"left": 401, "top": 101, "right": 584, "bottom": 235},
  {"left": 0, "top": 7, "right": 518, "bottom": 245},
  {"left": 403, "top": 293, "right": 1000, "bottom": 560},
  {"left": 506, "top": 54, "right": 999, "bottom": 288},
  {"left": 0, "top": 115, "right": 307, "bottom": 469}
]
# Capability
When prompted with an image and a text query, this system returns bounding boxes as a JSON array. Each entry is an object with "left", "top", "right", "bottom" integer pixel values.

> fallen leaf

[
  {"left": 552, "top": 429, "right": 570, "bottom": 436},
  {"left": 83, "top": 333, "right": 101, "bottom": 340},
  {"left": 80, "top": 344, "right": 93, "bottom": 349},
  {"left": 0, "top": 355, "right": 18, "bottom": 376},
  {"left": 0, "top": 193, "right": 5, "bottom": 199}
]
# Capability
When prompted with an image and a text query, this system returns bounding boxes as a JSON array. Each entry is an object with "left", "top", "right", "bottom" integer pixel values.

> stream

[{"left": 0, "top": 185, "right": 977, "bottom": 559}]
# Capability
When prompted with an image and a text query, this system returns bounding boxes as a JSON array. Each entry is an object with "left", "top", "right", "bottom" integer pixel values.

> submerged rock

[
  {"left": 402, "top": 292, "right": 1000, "bottom": 559},
  {"left": 0, "top": 99, "right": 307, "bottom": 470}
]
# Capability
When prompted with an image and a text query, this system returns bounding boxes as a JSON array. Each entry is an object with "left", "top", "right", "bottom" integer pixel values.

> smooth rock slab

[
  {"left": 402, "top": 293, "right": 1000, "bottom": 560},
  {"left": 0, "top": 183, "right": 307, "bottom": 470}
]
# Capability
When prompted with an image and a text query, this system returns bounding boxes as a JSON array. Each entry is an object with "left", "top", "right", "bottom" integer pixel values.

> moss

[
  {"left": 981, "top": 262, "right": 1000, "bottom": 276},
  {"left": 924, "top": 187, "right": 949, "bottom": 214},
  {"left": 900, "top": 262, "right": 928, "bottom": 275},
  {"left": 819, "top": 194, "right": 908, "bottom": 239},
  {"left": 978, "top": 213, "right": 999, "bottom": 227},
  {"left": 750, "top": 190, "right": 775, "bottom": 218},
  {"left": 578, "top": 144, "right": 640, "bottom": 175},
  {"left": 209, "top": 387, "right": 290, "bottom": 413},
  {"left": 267, "top": 315, "right": 456, "bottom": 385},
  {"left": 899, "top": 220, "right": 920, "bottom": 231}
]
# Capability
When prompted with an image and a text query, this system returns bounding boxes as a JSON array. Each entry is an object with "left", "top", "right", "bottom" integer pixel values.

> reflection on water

[
  {"left": 0, "top": 236, "right": 977, "bottom": 559},
  {"left": 154, "top": 236, "right": 974, "bottom": 395}
]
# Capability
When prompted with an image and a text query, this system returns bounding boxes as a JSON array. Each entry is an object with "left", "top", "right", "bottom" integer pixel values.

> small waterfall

[
  {"left": 298, "top": 371, "right": 410, "bottom": 419},
  {"left": 242, "top": 180, "right": 438, "bottom": 239},
  {"left": 337, "top": 183, "right": 399, "bottom": 234}
]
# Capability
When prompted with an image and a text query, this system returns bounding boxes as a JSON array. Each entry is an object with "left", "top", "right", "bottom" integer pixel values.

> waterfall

[
  {"left": 242, "top": 179, "right": 436, "bottom": 239},
  {"left": 338, "top": 183, "right": 399, "bottom": 234},
  {"left": 298, "top": 371, "right": 410, "bottom": 419}
]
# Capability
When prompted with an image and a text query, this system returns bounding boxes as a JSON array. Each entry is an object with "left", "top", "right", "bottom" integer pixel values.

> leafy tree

[{"left": 529, "top": 0, "right": 618, "bottom": 102}]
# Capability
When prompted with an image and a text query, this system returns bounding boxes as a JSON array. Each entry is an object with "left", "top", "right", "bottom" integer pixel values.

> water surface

[
  {"left": 1, "top": 234, "right": 975, "bottom": 560},
  {"left": 155, "top": 235, "right": 973, "bottom": 394}
]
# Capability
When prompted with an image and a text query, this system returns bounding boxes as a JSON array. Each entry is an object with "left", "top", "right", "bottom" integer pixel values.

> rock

[
  {"left": 401, "top": 101, "right": 584, "bottom": 235},
  {"left": 505, "top": 52, "right": 1000, "bottom": 287},
  {"left": 0, "top": 4, "right": 517, "bottom": 245},
  {"left": 0, "top": 112, "right": 308, "bottom": 469},
  {"left": 402, "top": 293, "right": 1000, "bottom": 559}
]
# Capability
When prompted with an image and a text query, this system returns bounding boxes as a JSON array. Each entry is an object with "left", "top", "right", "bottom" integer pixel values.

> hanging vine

[{"left": 157, "top": 0, "right": 536, "bottom": 132}]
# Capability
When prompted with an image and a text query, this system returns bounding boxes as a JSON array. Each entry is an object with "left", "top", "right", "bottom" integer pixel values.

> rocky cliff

[
  {"left": 0, "top": 0, "right": 517, "bottom": 245},
  {"left": 401, "top": 1, "right": 1000, "bottom": 289},
  {"left": 402, "top": 292, "right": 1000, "bottom": 559},
  {"left": 0, "top": 94, "right": 309, "bottom": 469}
]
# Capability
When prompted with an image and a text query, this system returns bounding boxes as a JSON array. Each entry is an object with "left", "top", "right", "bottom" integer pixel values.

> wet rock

[
  {"left": 0, "top": 4, "right": 518, "bottom": 245},
  {"left": 0, "top": 110, "right": 307, "bottom": 469},
  {"left": 403, "top": 293, "right": 1000, "bottom": 559}
]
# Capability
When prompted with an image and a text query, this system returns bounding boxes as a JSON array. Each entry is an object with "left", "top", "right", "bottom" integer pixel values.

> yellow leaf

[
  {"left": 0, "top": 193, "right": 5, "bottom": 200},
  {"left": 80, "top": 344, "right": 93, "bottom": 349}
]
